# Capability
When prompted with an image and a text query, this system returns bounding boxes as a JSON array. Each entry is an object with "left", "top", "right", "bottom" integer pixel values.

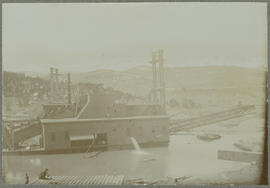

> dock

[{"left": 30, "top": 175, "right": 125, "bottom": 185}]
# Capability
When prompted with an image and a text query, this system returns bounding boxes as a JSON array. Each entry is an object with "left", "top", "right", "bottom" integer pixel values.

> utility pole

[
  {"left": 67, "top": 73, "right": 71, "bottom": 105},
  {"left": 55, "top": 68, "right": 59, "bottom": 93},
  {"left": 50, "top": 67, "right": 54, "bottom": 101}
]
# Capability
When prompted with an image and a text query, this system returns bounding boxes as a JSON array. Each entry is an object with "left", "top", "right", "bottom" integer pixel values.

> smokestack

[{"left": 67, "top": 73, "right": 71, "bottom": 104}]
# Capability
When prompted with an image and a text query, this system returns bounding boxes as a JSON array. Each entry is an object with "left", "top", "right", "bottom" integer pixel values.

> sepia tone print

[{"left": 2, "top": 2, "right": 268, "bottom": 185}]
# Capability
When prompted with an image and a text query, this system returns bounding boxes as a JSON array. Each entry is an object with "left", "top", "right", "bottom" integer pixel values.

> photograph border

[{"left": 0, "top": 0, "right": 268, "bottom": 187}]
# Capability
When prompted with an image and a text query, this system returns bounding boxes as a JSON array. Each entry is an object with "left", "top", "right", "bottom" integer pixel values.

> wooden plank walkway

[
  {"left": 30, "top": 175, "right": 125, "bottom": 185},
  {"left": 169, "top": 105, "right": 255, "bottom": 133}
]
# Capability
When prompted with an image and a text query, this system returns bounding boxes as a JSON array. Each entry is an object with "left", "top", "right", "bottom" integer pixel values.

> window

[{"left": 97, "top": 133, "right": 108, "bottom": 145}]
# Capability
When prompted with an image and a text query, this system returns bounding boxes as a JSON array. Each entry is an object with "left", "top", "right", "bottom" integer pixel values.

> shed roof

[{"left": 41, "top": 115, "right": 169, "bottom": 124}]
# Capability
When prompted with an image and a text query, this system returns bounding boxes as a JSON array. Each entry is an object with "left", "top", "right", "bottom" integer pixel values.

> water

[
  {"left": 3, "top": 134, "right": 250, "bottom": 184},
  {"left": 3, "top": 117, "right": 264, "bottom": 185}
]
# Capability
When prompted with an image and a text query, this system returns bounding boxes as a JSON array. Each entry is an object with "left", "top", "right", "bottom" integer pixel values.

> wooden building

[{"left": 41, "top": 115, "right": 169, "bottom": 151}]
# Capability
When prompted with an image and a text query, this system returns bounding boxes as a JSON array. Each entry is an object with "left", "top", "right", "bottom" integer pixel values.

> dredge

[
  {"left": 3, "top": 49, "right": 169, "bottom": 154},
  {"left": 2, "top": 49, "right": 255, "bottom": 155}
]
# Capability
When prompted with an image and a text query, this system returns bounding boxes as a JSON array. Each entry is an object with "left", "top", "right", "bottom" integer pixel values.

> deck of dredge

[{"left": 30, "top": 175, "right": 125, "bottom": 185}]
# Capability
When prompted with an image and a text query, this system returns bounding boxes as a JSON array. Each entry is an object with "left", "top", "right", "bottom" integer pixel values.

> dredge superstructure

[{"left": 3, "top": 50, "right": 170, "bottom": 154}]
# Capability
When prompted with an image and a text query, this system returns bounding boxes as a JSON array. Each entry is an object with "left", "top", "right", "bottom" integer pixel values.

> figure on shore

[
  {"left": 39, "top": 168, "right": 52, "bottom": 180},
  {"left": 25, "top": 173, "right": 29, "bottom": 184}
]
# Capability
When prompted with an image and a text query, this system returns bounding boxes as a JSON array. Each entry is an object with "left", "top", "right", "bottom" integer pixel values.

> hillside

[{"left": 70, "top": 66, "right": 267, "bottom": 97}]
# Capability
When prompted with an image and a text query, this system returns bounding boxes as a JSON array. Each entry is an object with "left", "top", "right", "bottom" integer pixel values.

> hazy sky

[{"left": 3, "top": 2, "right": 267, "bottom": 72}]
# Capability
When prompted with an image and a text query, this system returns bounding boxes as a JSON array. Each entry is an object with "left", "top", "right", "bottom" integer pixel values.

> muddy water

[{"left": 3, "top": 133, "right": 254, "bottom": 184}]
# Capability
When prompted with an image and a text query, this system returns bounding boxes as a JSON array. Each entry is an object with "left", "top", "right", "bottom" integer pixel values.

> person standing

[{"left": 25, "top": 173, "right": 29, "bottom": 184}]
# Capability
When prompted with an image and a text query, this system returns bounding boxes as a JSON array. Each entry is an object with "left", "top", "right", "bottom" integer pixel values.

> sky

[{"left": 2, "top": 2, "right": 268, "bottom": 73}]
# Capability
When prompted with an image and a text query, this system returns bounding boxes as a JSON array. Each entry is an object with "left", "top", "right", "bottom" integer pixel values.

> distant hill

[
  {"left": 70, "top": 66, "right": 267, "bottom": 97},
  {"left": 23, "top": 71, "right": 48, "bottom": 78}
]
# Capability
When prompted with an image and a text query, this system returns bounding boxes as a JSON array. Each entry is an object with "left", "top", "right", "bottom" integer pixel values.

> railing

[{"left": 76, "top": 95, "right": 89, "bottom": 117}]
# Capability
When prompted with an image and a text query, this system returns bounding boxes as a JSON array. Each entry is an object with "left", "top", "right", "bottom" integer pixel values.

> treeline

[
  {"left": 3, "top": 71, "right": 141, "bottom": 105},
  {"left": 3, "top": 71, "right": 50, "bottom": 99}
]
